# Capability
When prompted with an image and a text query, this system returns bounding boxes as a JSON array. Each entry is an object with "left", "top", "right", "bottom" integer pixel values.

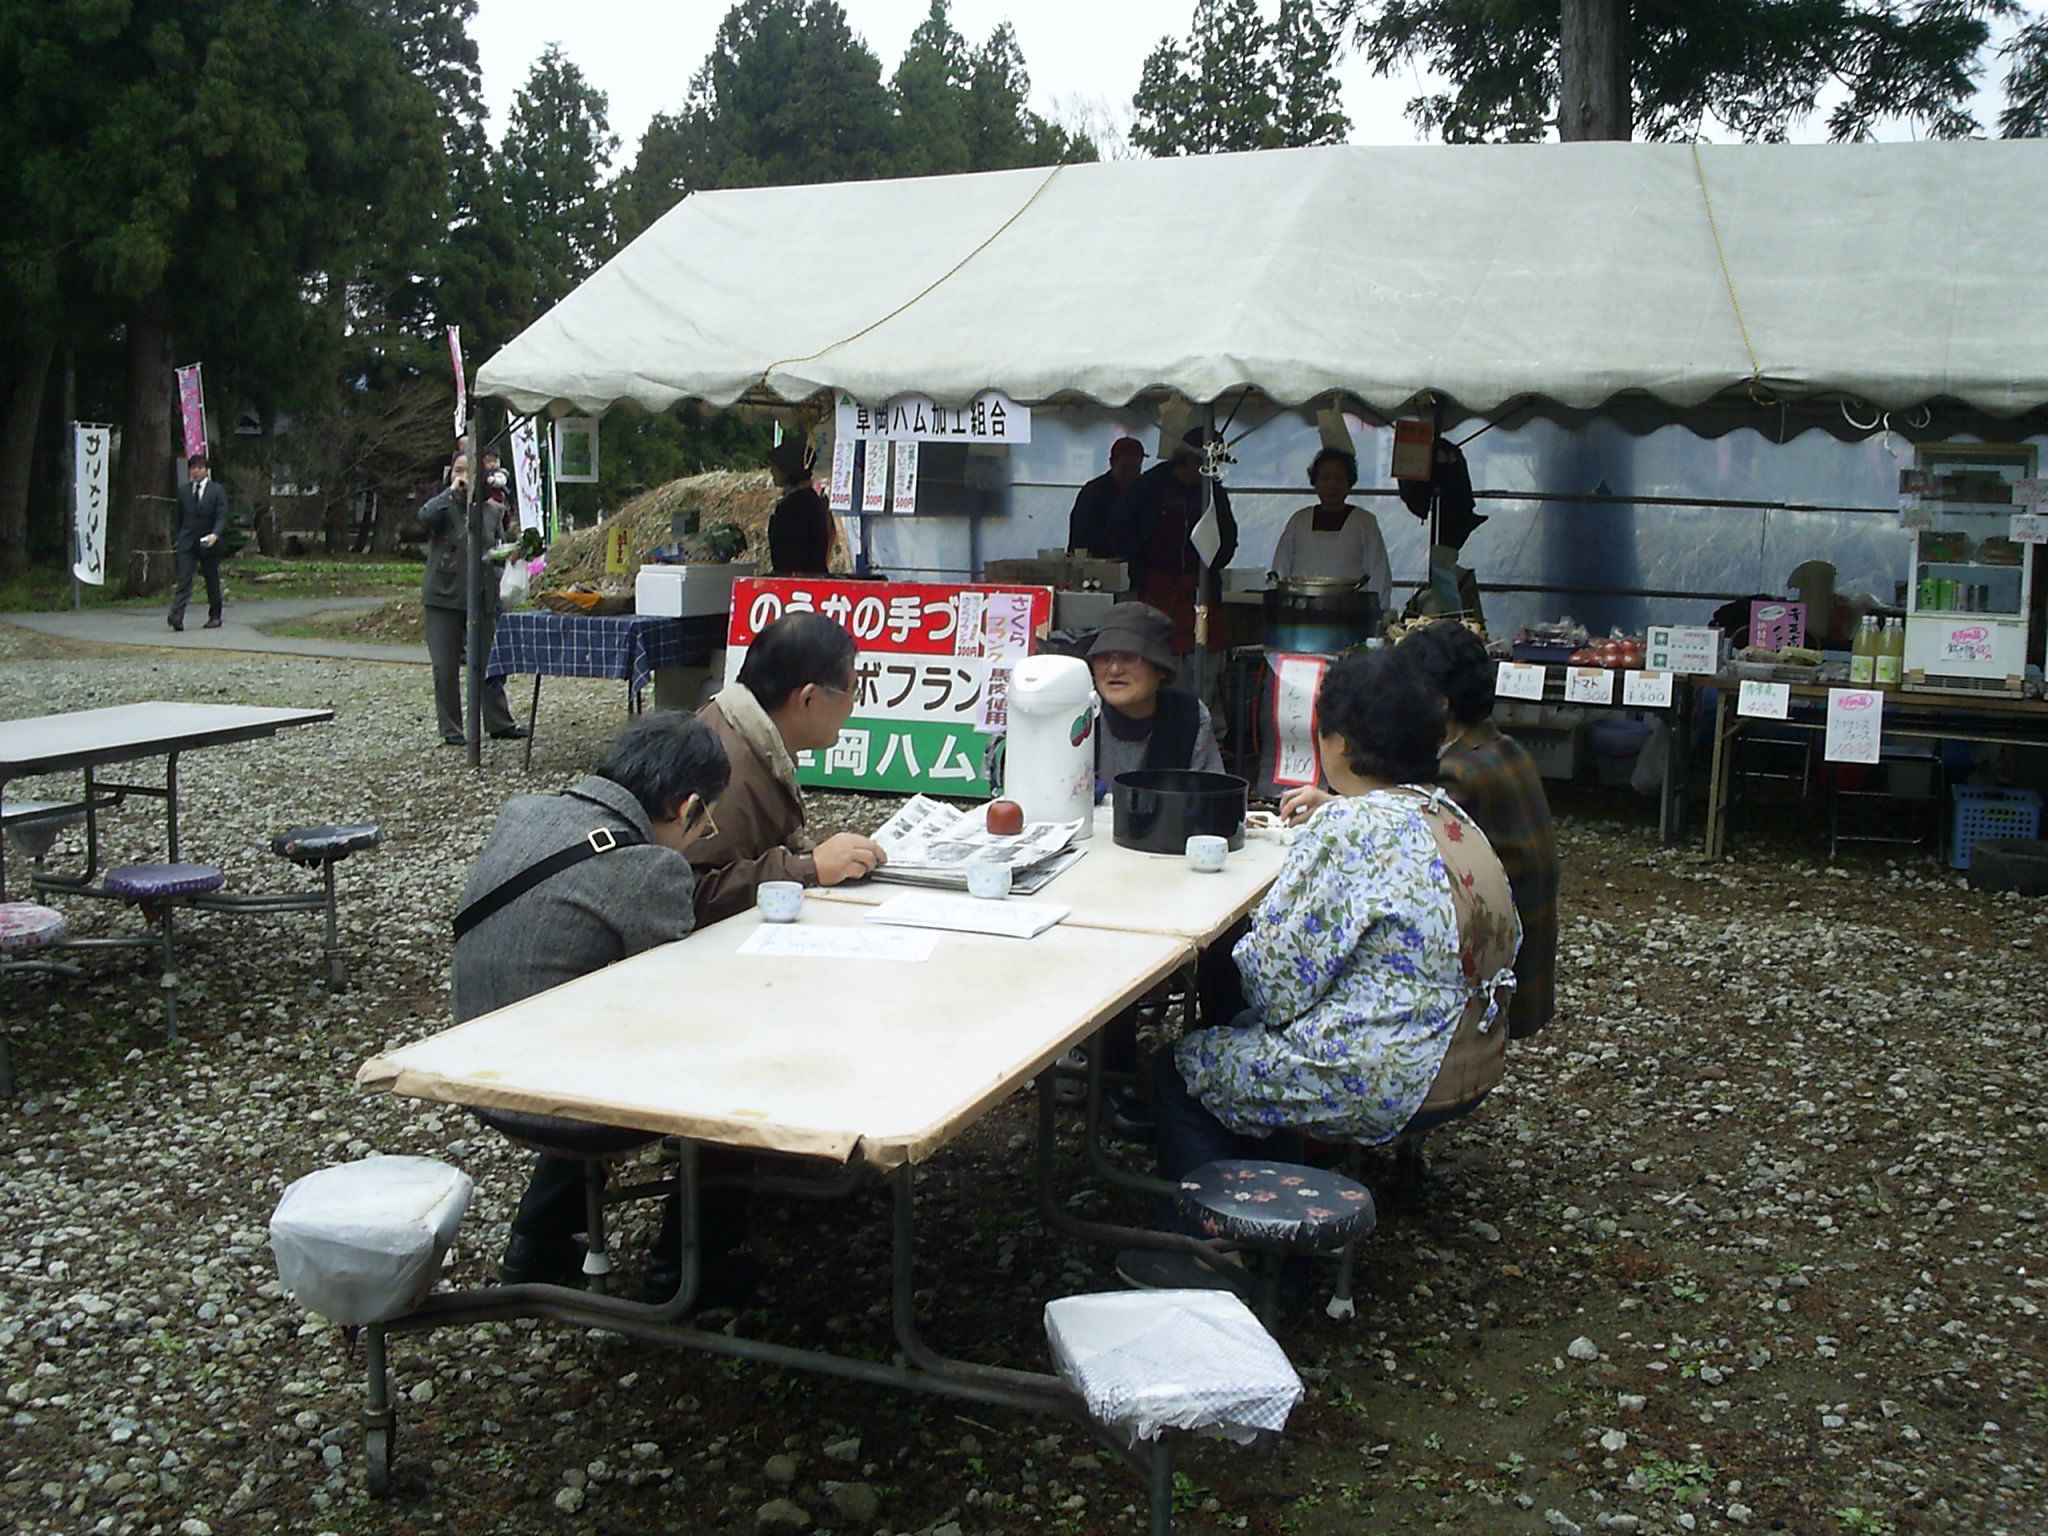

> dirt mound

[{"left": 544, "top": 469, "right": 778, "bottom": 588}]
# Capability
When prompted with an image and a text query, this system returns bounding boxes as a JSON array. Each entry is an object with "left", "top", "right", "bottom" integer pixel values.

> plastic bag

[
  {"left": 1044, "top": 1290, "right": 1303, "bottom": 1446},
  {"left": 499, "top": 558, "right": 530, "bottom": 608},
  {"left": 270, "top": 1156, "right": 472, "bottom": 1325}
]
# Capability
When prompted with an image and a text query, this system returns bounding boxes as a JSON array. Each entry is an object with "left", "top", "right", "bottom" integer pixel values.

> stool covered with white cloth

[
  {"left": 270, "top": 1156, "right": 474, "bottom": 1492},
  {"left": 1045, "top": 1289, "right": 1303, "bottom": 1535}
]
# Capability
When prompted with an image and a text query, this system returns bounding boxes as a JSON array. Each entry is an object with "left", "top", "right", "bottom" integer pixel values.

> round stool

[
  {"left": 0, "top": 902, "right": 70, "bottom": 1096},
  {"left": 1175, "top": 1158, "right": 1377, "bottom": 1323},
  {"left": 273, "top": 825, "right": 383, "bottom": 989},
  {"left": 104, "top": 862, "right": 225, "bottom": 1041}
]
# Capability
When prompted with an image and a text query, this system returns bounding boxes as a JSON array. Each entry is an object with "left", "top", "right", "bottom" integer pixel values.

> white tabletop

[
  {"left": 815, "top": 808, "right": 1291, "bottom": 946},
  {"left": 0, "top": 702, "right": 335, "bottom": 776},
  {"left": 358, "top": 902, "right": 1191, "bottom": 1168}
]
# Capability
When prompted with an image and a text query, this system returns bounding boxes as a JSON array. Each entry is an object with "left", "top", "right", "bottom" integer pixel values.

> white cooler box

[{"left": 635, "top": 562, "right": 755, "bottom": 619}]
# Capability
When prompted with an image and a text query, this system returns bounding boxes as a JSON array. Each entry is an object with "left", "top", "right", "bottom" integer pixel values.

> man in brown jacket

[{"left": 689, "top": 611, "right": 886, "bottom": 923}]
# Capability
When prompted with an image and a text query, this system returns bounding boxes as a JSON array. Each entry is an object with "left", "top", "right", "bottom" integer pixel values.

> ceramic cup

[
  {"left": 965, "top": 860, "right": 1013, "bottom": 900},
  {"left": 757, "top": 880, "right": 804, "bottom": 922},
  {"left": 1185, "top": 834, "right": 1229, "bottom": 873}
]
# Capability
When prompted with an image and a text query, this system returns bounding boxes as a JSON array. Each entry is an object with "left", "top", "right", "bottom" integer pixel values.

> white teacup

[
  {"left": 1185, "top": 834, "right": 1228, "bottom": 873},
  {"left": 966, "top": 860, "right": 1012, "bottom": 900},
  {"left": 757, "top": 881, "right": 804, "bottom": 922}
]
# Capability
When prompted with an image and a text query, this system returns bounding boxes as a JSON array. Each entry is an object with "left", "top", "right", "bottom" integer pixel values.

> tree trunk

[
  {"left": 112, "top": 292, "right": 176, "bottom": 593},
  {"left": 1559, "top": 0, "right": 1630, "bottom": 141},
  {"left": 0, "top": 341, "right": 55, "bottom": 579}
]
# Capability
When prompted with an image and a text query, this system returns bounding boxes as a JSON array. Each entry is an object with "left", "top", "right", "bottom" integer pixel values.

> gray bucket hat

[{"left": 1087, "top": 602, "right": 1178, "bottom": 678}]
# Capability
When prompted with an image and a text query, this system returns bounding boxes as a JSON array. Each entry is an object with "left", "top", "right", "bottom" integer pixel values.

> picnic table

[{"left": 0, "top": 702, "right": 334, "bottom": 899}]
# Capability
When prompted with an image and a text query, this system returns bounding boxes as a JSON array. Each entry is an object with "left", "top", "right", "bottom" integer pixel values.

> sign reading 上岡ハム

[
  {"left": 834, "top": 390, "right": 1032, "bottom": 445},
  {"left": 724, "top": 578, "right": 1054, "bottom": 795}
]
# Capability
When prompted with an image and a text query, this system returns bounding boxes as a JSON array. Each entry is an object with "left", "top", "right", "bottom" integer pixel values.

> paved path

[{"left": 2, "top": 597, "right": 426, "bottom": 664}]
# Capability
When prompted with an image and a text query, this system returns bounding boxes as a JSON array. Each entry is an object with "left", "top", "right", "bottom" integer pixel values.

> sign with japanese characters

[
  {"left": 1564, "top": 666, "right": 1615, "bottom": 706},
  {"left": 834, "top": 390, "right": 1032, "bottom": 444},
  {"left": 828, "top": 439, "right": 856, "bottom": 512},
  {"left": 891, "top": 441, "right": 919, "bottom": 513},
  {"left": 1269, "top": 653, "right": 1329, "bottom": 788},
  {"left": 444, "top": 330, "right": 464, "bottom": 440},
  {"left": 72, "top": 423, "right": 111, "bottom": 586},
  {"left": 1495, "top": 661, "right": 1546, "bottom": 701},
  {"left": 1823, "top": 688, "right": 1882, "bottom": 765},
  {"left": 1621, "top": 670, "right": 1675, "bottom": 708},
  {"left": 509, "top": 417, "right": 544, "bottom": 535},
  {"left": 1736, "top": 679, "right": 1790, "bottom": 719},
  {"left": 725, "top": 578, "right": 1054, "bottom": 795},
  {"left": 861, "top": 439, "right": 888, "bottom": 514},
  {"left": 1645, "top": 625, "right": 1721, "bottom": 676},
  {"left": 175, "top": 364, "right": 207, "bottom": 458}
]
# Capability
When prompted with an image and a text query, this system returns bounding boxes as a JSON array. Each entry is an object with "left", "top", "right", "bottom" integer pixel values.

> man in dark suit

[{"left": 168, "top": 452, "right": 229, "bottom": 631}]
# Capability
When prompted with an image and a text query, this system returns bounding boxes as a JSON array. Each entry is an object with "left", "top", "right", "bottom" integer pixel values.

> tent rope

[
  {"left": 1691, "top": 141, "right": 1777, "bottom": 408},
  {"left": 761, "top": 163, "right": 1070, "bottom": 386}
]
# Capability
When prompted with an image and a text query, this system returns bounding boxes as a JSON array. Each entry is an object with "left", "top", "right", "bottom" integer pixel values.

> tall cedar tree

[
  {"left": 500, "top": 45, "right": 620, "bottom": 312},
  {"left": 1326, "top": 0, "right": 2048, "bottom": 143},
  {"left": 1132, "top": 0, "right": 1351, "bottom": 155}
]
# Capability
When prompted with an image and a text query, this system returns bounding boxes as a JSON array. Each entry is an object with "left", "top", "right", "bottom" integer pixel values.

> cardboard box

[
  {"left": 1645, "top": 624, "right": 1723, "bottom": 675},
  {"left": 634, "top": 563, "right": 755, "bottom": 619}
]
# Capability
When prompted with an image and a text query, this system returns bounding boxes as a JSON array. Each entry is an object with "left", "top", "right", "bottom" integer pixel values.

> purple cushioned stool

[{"left": 104, "top": 862, "right": 225, "bottom": 1041}]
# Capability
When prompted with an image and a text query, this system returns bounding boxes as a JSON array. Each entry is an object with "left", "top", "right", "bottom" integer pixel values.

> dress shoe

[
  {"left": 498, "top": 1232, "right": 583, "bottom": 1288},
  {"left": 203, "top": 617, "right": 223, "bottom": 629},
  {"left": 167, "top": 616, "right": 183, "bottom": 632},
  {"left": 489, "top": 724, "right": 531, "bottom": 740},
  {"left": 442, "top": 734, "right": 466, "bottom": 746}
]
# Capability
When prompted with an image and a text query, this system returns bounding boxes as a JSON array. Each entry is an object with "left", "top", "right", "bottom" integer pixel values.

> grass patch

[{"left": 0, "top": 555, "right": 419, "bottom": 613}]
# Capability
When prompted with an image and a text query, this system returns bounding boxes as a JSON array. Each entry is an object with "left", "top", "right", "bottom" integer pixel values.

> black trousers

[
  {"left": 511, "top": 1150, "right": 749, "bottom": 1262},
  {"left": 169, "top": 546, "right": 222, "bottom": 625}
]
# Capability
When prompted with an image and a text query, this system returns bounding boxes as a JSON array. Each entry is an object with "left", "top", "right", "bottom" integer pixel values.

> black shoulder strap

[{"left": 452, "top": 826, "right": 636, "bottom": 941}]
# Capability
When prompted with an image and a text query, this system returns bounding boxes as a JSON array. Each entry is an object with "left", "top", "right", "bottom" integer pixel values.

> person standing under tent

[
  {"left": 1067, "top": 436, "right": 1147, "bottom": 556},
  {"left": 1267, "top": 446, "right": 1393, "bottom": 611}
]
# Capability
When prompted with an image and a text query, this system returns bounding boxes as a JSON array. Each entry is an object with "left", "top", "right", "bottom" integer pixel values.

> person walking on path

[
  {"left": 168, "top": 452, "right": 229, "bottom": 631},
  {"left": 419, "top": 455, "right": 524, "bottom": 746}
]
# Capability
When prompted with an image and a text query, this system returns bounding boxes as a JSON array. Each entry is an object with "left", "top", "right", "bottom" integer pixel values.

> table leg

[
  {"left": 0, "top": 774, "right": 9, "bottom": 901},
  {"left": 525, "top": 676, "right": 541, "bottom": 773},
  {"left": 82, "top": 768, "right": 102, "bottom": 883},
  {"left": 165, "top": 755, "right": 180, "bottom": 861},
  {"left": 363, "top": 1323, "right": 394, "bottom": 1496},
  {"left": 1703, "top": 692, "right": 1734, "bottom": 859}
]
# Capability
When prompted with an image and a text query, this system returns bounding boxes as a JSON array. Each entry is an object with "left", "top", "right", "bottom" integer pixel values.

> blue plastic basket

[{"left": 1948, "top": 785, "right": 2042, "bottom": 869}]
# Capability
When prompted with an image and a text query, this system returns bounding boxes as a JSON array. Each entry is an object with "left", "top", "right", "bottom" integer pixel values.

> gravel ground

[{"left": 1, "top": 625, "right": 2044, "bottom": 1536}]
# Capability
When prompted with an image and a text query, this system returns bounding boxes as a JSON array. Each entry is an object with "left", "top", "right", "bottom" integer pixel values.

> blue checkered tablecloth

[{"left": 485, "top": 613, "right": 712, "bottom": 704}]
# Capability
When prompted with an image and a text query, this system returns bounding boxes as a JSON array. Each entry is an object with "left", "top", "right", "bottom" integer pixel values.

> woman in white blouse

[{"left": 1267, "top": 447, "right": 1392, "bottom": 608}]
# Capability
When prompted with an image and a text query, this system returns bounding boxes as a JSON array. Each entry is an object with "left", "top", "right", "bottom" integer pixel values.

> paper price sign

[
  {"left": 2015, "top": 477, "right": 2047, "bottom": 506},
  {"left": 1564, "top": 666, "right": 1615, "bottom": 705},
  {"left": 2009, "top": 513, "right": 2048, "bottom": 545},
  {"left": 1495, "top": 661, "right": 1547, "bottom": 701},
  {"left": 1737, "top": 679, "right": 1790, "bottom": 719},
  {"left": 1899, "top": 495, "right": 1934, "bottom": 530},
  {"left": 1622, "top": 670, "right": 1674, "bottom": 708},
  {"left": 1823, "top": 688, "right": 1883, "bottom": 765}
]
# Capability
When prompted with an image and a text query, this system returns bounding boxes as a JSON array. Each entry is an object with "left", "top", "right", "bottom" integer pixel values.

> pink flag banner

[{"left": 175, "top": 365, "right": 206, "bottom": 458}]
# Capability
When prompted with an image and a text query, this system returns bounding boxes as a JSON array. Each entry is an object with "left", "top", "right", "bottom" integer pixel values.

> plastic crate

[
  {"left": 1504, "top": 723, "right": 1582, "bottom": 782},
  {"left": 1948, "top": 785, "right": 2042, "bottom": 869}
]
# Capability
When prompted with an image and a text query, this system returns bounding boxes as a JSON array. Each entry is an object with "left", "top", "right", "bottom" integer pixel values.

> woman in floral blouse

[{"left": 1154, "top": 648, "right": 1522, "bottom": 1184}]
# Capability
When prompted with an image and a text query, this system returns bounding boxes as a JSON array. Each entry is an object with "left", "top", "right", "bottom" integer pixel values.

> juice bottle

[
  {"left": 1849, "top": 616, "right": 1876, "bottom": 684},
  {"left": 1875, "top": 618, "right": 1903, "bottom": 687}
]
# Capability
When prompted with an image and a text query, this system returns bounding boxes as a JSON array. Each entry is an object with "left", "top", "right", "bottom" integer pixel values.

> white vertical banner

[
  {"left": 890, "top": 440, "right": 919, "bottom": 514},
  {"left": 860, "top": 439, "right": 888, "bottom": 514},
  {"left": 72, "top": 424, "right": 112, "bottom": 586},
  {"left": 508, "top": 417, "right": 544, "bottom": 534},
  {"left": 447, "top": 326, "right": 466, "bottom": 440},
  {"left": 1269, "top": 653, "right": 1329, "bottom": 788},
  {"left": 828, "top": 438, "right": 856, "bottom": 512}
]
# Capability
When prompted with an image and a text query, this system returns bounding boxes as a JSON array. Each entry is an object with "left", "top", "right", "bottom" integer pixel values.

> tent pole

[{"left": 464, "top": 405, "right": 483, "bottom": 768}]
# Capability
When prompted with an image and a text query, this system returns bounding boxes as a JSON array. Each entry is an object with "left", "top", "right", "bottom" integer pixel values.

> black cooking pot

[{"left": 1111, "top": 769, "right": 1249, "bottom": 854}]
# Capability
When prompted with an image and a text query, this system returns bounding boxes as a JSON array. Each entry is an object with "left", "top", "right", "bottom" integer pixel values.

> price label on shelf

[
  {"left": 1564, "top": 666, "right": 1615, "bottom": 705},
  {"left": 1737, "top": 680, "right": 1790, "bottom": 719},
  {"left": 1622, "top": 670, "right": 1675, "bottom": 708},
  {"left": 2015, "top": 477, "right": 2047, "bottom": 506},
  {"left": 1495, "top": 661, "right": 1546, "bottom": 701},
  {"left": 2010, "top": 513, "right": 2048, "bottom": 545},
  {"left": 1823, "top": 688, "right": 1883, "bottom": 765}
]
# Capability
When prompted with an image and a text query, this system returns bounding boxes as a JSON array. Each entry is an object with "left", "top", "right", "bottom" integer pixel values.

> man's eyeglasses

[{"left": 690, "top": 800, "right": 719, "bottom": 841}]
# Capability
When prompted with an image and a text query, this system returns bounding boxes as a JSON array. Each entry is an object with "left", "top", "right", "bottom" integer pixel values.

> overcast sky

[{"left": 469, "top": 0, "right": 2016, "bottom": 161}]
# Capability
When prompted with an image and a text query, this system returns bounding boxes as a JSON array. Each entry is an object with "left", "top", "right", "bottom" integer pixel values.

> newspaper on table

[{"left": 869, "top": 795, "right": 1086, "bottom": 891}]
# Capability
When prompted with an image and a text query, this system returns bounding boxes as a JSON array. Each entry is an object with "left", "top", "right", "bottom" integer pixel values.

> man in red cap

[{"left": 1065, "top": 435, "right": 1147, "bottom": 556}]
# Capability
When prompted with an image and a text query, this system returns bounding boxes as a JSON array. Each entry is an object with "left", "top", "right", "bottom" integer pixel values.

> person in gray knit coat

[{"left": 452, "top": 711, "right": 732, "bottom": 1296}]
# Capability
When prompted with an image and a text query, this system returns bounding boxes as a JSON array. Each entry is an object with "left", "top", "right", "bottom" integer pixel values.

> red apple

[{"left": 987, "top": 799, "right": 1025, "bottom": 836}]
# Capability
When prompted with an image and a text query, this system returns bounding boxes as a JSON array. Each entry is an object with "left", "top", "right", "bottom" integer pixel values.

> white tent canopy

[{"left": 476, "top": 140, "right": 2048, "bottom": 425}]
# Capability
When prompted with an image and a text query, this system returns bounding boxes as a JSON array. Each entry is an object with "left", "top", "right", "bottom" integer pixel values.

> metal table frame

[{"left": 1701, "top": 682, "right": 2048, "bottom": 858}]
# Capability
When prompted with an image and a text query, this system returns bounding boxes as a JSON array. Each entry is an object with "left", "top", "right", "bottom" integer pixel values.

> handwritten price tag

[
  {"left": 1823, "top": 688, "right": 1882, "bottom": 765},
  {"left": 1737, "top": 679, "right": 1790, "bottom": 719},
  {"left": 2010, "top": 513, "right": 2048, "bottom": 546},
  {"left": 1564, "top": 666, "right": 1615, "bottom": 705},
  {"left": 1495, "top": 661, "right": 1546, "bottom": 701},
  {"left": 2015, "top": 477, "right": 2047, "bottom": 506},
  {"left": 1622, "top": 670, "right": 1674, "bottom": 708}
]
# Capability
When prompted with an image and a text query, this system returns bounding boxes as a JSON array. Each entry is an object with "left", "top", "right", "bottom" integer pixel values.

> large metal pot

[
  {"left": 1111, "top": 769, "right": 1248, "bottom": 854},
  {"left": 1264, "top": 576, "right": 1381, "bottom": 656}
]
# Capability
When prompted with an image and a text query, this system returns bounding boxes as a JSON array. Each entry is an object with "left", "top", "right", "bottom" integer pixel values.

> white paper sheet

[
  {"left": 865, "top": 892, "right": 1069, "bottom": 940},
  {"left": 1564, "top": 666, "right": 1615, "bottom": 705},
  {"left": 1823, "top": 687, "right": 1883, "bottom": 764},
  {"left": 1622, "top": 669, "right": 1674, "bottom": 708},
  {"left": 738, "top": 924, "right": 937, "bottom": 962},
  {"left": 1737, "top": 679, "right": 1791, "bottom": 719},
  {"left": 1495, "top": 661, "right": 1546, "bottom": 701}
]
